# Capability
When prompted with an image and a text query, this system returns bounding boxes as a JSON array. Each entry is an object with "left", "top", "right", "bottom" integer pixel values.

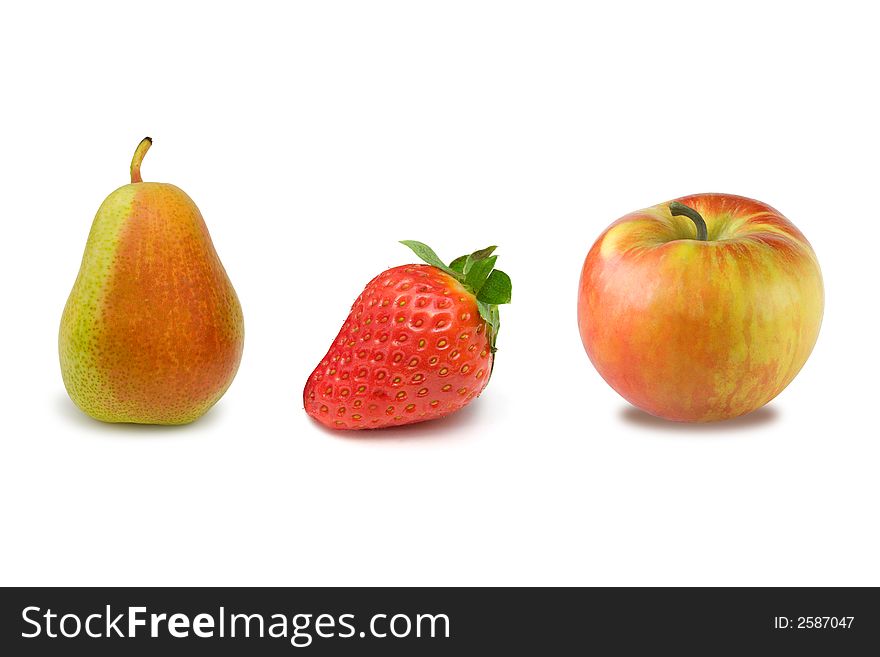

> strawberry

[{"left": 303, "top": 241, "right": 512, "bottom": 430}]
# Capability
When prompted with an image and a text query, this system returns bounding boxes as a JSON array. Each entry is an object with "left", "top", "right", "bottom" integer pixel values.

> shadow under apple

[{"left": 620, "top": 404, "right": 780, "bottom": 433}]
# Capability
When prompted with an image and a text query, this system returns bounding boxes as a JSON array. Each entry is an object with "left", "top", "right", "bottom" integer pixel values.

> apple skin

[{"left": 577, "top": 193, "right": 824, "bottom": 422}]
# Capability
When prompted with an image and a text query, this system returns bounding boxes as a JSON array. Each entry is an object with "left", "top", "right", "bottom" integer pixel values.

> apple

[{"left": 577, "top": 193, "right": 824, "bottom": 422}]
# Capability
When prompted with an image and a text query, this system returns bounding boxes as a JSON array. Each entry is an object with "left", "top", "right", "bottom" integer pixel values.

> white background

[{"left": 1, "top": 1, "right": 877, "bottom": 586}]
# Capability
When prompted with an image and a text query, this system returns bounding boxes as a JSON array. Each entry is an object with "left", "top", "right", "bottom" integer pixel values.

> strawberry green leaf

[
  {"left": 399, "top": 241, "right": 458, "bottom": 277},
  {"left": 449, "top": 255, "right": 468, "bottom": 274},
  {"left": 477, "top": 300, "right": 502, "bottom": 354},
  {"left": 476, "top": 300, "right": 495, "bottom": 327},
  {"left": 477, "top": 301, "right": 498, "bottom": 340},
  {"left": 489, "top": 305, "right": 501, "bottom": 353},
  {"left": 469, "top": 245, "right": 497, "bottom": 261},
  {"left": 476, "top": 269, "right": 512, "bottom": 305},
  {"left": 465, "top": 255, "right": 497, "bottom": 293},
  {"left": 462, "top": 245, "right": 497, "bottom": 276}
]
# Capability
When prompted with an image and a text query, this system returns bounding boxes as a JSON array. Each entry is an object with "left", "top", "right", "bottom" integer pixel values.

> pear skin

[{"left": 59, "top": 138, "right": 244, "bottom": 424}]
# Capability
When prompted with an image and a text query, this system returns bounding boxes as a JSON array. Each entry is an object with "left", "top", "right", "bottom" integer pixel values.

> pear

[{"left": 59, "top": 138, "right": 244, "bottom": 425}]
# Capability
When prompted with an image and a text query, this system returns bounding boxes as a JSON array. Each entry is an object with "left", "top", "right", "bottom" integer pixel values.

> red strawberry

[{"left": 304, "top": 241, "right": 512, "bottom": 430}]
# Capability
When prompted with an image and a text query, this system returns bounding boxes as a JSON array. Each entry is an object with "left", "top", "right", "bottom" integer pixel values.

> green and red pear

[{"left": 59, "top": 138, "right": 244, "bottom": 424}]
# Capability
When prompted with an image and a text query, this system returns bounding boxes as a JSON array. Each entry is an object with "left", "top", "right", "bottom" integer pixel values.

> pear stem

[
  {"left": 669, "top": 201, "right": 708, "bottom": 241},
  {"left": 130, "top": 137, "right": 153, "bottom": 183}
]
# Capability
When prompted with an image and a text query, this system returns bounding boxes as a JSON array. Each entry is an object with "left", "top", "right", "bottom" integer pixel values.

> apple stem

[
  {"left": 130, "top": 137, "right": 153, "bottom": 184},
  {"left": 669, "top": 201, "right": 708, "bottom": 241}
]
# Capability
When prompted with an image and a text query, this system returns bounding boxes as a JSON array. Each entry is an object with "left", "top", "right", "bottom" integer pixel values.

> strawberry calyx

[{"left": 399, "top": 240, "right": 512, "bottom": 352}]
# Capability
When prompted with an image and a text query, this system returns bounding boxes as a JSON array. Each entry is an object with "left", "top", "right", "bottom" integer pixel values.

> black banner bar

[{"left": 1, "top": 587, "right": 876, "bottom": 654}]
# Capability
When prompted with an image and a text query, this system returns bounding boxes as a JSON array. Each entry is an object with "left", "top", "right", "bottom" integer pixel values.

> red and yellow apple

[{"left": 577, "top": 193, "right": 823, "bottom": 422}]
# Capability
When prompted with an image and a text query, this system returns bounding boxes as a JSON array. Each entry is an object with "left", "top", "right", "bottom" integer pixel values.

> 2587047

[{"left": 798, "top": 617, "right": 854, "bottom": 629}]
